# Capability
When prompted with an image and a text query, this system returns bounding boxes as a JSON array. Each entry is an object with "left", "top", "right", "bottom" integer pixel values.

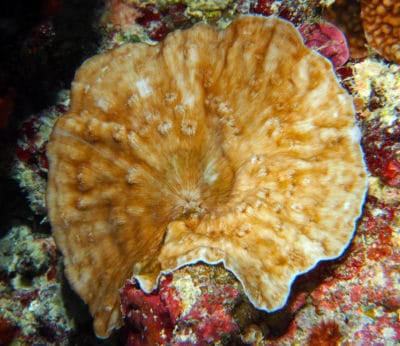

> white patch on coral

[
  {"left": 96, "top": 98, "right": 108, "bottom": 112},
  {"left": 174, "top": 104, "right": 186, "bottom": 116},
  {"left": 307, "top": 82, "right": 329, "bottom": 108},
  {"left": 348, "top": 126, "right": 362, "bottom": 143},
  {"left": 126, "top": 167, "right": 139, "bottom": 185},
  {"left": 145, "top": 112, "right": 159, "bottom": 122},
  {"left": 136, "top": 79, "right": 152, "bottom": 98},
  {"left": 203, "top": 159, "right": 219, "bottom": 185},
  {"left": 127, "top": 93, "right": 139, "bottom": 106},
  {"left": 183, "top": 94, "right": 196, "bottom": 107},
  {"left": 343, "top": 201, "right": 351, "bottom": 210},
  {"left": 217, "top": 101, "right": 232, "bottom": 116},
  {"left": 297, "top": 235, "right": 324, "bottom": 257},
  {"left": 296, "top": 58, "right": 309, "bottom": 85},
  {"left": 157, "top": 121, "right": 172, "bottom": 135}
]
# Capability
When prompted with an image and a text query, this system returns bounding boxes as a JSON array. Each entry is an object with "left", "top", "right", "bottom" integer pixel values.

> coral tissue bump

[{"left": 46, "top": 16, "right": 368, "bottom": 338}]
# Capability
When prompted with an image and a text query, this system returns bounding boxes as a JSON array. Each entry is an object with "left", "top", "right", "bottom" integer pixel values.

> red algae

[
  {"left": 104, "top": 0, "right": 188, "bottom": 43},
  {"left": 360, "top": 196, "right": 397, "bottom": 245},
  {"left": 298, "top": 21, "right": 350, "bottom": 68},
  {"left": 135, "top": 4, "right": 168, "bottom": 41},
  {"left": 307, "top": 321, "right": 342, "bottom": 346},
  {"left": 362, "top": 123, "right": 400, "bottom": 188},
  {"left": 250, "top": 0, "right": 275, "bottom": 16},
  {"left": 343, "top": 59, "right": 400, "bottom": 190},
  {"left": 250, "top": 0, "right": 314, "bottom": 24},
  {"left": 0, "top": 226, "right": 74, "bottom": 345},
  {"left": 121, "top": 276, "right": 178, "bottom": 346},
  {"left": 11, "top": 290, "right": 39, "bottom": 307}
]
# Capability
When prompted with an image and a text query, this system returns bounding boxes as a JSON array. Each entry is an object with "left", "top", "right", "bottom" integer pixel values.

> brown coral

[
  {"left": 361, "top": 0, "right": 400, "bottom": 63},
  {"left": 46, "top": 16, "right": 367, "bottom": 338}
]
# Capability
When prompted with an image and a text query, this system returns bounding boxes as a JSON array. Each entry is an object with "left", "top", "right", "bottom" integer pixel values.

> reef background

[{"left": 0, "top": 0, "right": 399, "bottom": 345}]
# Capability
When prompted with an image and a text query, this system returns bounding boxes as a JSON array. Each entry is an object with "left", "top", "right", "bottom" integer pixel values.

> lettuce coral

[{"left": 46, "top": 16, "right": 367, "bottom": 338}]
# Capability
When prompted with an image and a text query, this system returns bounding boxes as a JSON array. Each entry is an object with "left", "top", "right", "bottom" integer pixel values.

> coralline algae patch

[
  {"left": 121, "top": 264, "right": 247, "bottom": 345},
  {"left": 298, "top": 21, "right": 350, "bottom": 68},
  {"left": 0, "top": 225, "right": 75, "bottom": 345}
]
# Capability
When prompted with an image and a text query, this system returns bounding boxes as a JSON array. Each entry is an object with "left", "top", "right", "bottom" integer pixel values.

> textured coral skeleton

[
  {"left": 46, "top": 16, "right": 367, "bottom": 338},
  {"left": 361, "top": 0, "right": 400, "bottom": 63}
]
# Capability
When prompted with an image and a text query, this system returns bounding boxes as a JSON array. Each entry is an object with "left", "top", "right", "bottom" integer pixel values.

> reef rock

[{"left": 46, "top": 16, "right": 367, "bottom": 338}]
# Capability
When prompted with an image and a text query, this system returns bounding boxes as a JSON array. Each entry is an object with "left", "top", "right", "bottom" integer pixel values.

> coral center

[{"left": 166, "top": 148, "right": 234, "bottom": 220}]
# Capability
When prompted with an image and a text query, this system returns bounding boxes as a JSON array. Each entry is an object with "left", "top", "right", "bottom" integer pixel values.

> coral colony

[{"left": 46, "top": 16, "right": 367, "bottom": 338}]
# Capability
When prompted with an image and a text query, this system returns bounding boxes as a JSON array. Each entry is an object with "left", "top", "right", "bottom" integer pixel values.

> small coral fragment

[
  {"left": 46, "top": 16, "right": 367, "bottom": 338},
  {"left": 361, "top": 0, "right": 400, "bottom": 63}
]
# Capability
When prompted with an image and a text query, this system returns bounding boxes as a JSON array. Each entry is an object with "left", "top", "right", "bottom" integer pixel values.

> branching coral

[{"left": 46, "top": 16, "right": 367, "bottom": 338}]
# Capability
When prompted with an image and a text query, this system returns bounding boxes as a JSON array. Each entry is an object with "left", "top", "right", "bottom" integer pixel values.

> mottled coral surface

[{"left": 46, "top": 15, "right": 366, "bottom": 338}]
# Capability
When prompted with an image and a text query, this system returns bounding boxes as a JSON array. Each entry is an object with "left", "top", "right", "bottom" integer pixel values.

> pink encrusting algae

[
  {"left": 121, "top": 265, "right": 242, "bottom": 345},
  {"left": 299, "top": 21, "right": 350, "bottom": 68}
]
